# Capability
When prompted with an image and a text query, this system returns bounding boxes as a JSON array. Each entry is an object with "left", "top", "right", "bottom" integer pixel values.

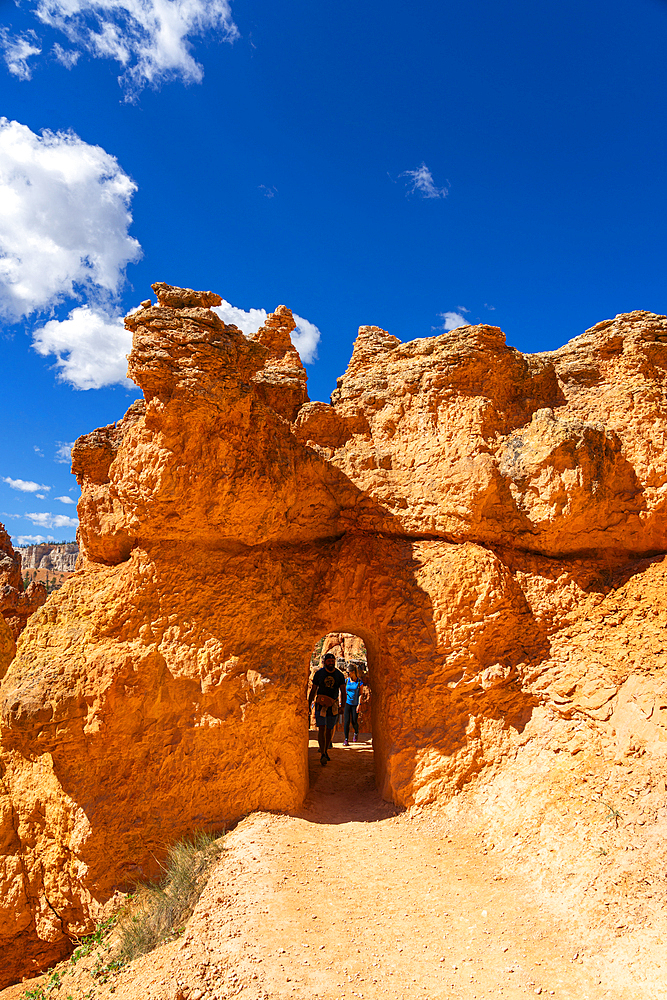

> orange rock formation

[
  {"left": 2, "top": 284, "right": 667, "bottom": 984},
  {"left": 320, "top": 632, "right": 367, "bottom": 665},
  {"left": 0, "top": 525, "right": 46, "bottom": 640}
]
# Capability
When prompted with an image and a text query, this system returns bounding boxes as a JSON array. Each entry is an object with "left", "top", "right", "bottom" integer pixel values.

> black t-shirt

[{"left": 313, "top": 666, "right": 345, "bottom": 702}]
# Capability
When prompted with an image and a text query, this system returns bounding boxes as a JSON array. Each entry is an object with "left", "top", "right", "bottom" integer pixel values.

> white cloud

[
  {"left": 28, "top": 0, "right": 238, "bottom": 98},
  {"left": 214, "top": 300, "right": 269, "bottom": 338},
  {"left": 55, "top": 441, "right": 75, "bottom": 464},
  {"left": 439, "top": 311, "right": 470, "bottom": 332},
  {"left": 401, "top": 162, "right": 449, "bottom": 200},
  {"left": 258, "top": 184, "right": 277, "bottom": 198},
  {"left": 53, "top": 42, "right": 81, "bottom": 68},
  {"left": 290, "top": 315, "right": 320, "bottom": 365},
  {"left": 15, "top": 534, "right": 53, "bottom": 545},
  {"left": 0, "top": 118, "right": 141, "bottom": 322},
  {"left": 0, "top": 29, "right": 42, "bottom": 80},
  {"left": 213, "top": 300, "right": 321, "bottom": 364},
  {"left": 25, "top": 512, "right": 79, "bottom": 528},
  {"left": 33, "top": 304, "right": 133, "bottom": 389},
  {"left": 35, "top": 493, "right": 47, "bottom": 499},
  {"left": 2, "top": 477, "right": 51, "bottom": 493},
  {"left": 34, "top": 445, "right": 44, "bottom": 456},
  {"left": 55, "top": 495, "right": 76, "bottom": 504}
]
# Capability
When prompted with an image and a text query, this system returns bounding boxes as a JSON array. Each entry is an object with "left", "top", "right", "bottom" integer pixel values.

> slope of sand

[
  {"left": 20, "top": 567, "right": 73, "bottom": 588},
  {"left": 4, "top": 735, "right": 662, "bottom": 1000}
]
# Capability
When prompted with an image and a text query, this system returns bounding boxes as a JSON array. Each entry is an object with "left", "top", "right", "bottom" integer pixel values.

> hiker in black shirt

[{"left": 308, "top": 652, "right": 346, "bottom": 766}]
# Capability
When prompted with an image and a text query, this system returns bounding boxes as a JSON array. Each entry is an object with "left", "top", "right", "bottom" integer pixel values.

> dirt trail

[{"left": 4, "top": 735, "right": 653, "bottom": 1000}]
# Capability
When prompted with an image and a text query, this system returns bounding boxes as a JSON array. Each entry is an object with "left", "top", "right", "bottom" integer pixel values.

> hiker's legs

[
  {"left": 317, "top": 724, "right": 326, "bottom": 754},
  {"left": 343, "top": 704, "right": 351, "bottom": 740},
  {"left": 325, "top": 723, "right": 334, "bottom": 751},
  {"left": 351, "top": 705, "right": 359, "bottom": 735}
]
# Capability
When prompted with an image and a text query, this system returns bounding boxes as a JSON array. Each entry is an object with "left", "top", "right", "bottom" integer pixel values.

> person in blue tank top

[{"left": 343, "top": 666, "right": 363, "bottom": 746}]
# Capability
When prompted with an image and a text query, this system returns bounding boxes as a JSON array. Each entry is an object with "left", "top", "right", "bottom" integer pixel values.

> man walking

[{"left": 308, "top": 652, "right": 346, "bottom": 766}]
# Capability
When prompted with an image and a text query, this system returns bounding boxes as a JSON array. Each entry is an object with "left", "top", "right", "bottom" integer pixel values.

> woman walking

[{"left": 343, "top": 666, "right": 363, "bottom": 746}]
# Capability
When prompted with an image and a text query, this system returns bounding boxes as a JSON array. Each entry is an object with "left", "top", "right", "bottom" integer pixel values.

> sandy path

[
  {"left": 5, "top": 735, "right": 642, "bottom": 1000},
  {"left": 205, "top": 738, "right": 611, "bottom": 1000}
]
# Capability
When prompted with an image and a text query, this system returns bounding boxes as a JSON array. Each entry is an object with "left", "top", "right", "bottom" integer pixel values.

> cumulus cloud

[
  {"left": 439, "top": 311, "right": 470, "bottom": 332},
  {"left": 214, "top": 300, "right": 269, "bottom": 338},
  {"left": 55, "top": 495, "right": 76, "bottom": 504},
  {"left": 54, "top": 441, "right": 75, "bottom": 464},
  {"left": 401, "top": 162, "right": 449, "bottom": 199},
  {"left": 25, "top": 511, "right": 79, "bottom": 529},
  {"left": 15, "top": 534, "right": 53, "bottom": 545},
  {"left": 0, "top": 118, "right": 140, "bottom": 322},
  {"left": 0, "top": 29, "right": 42, "bottom": 80},
  {"left": 2, "top": 477, "right": 51, "bottom": 493},
  {"left": 19, "top": 0, "right": 238, "bottom": 98},
  {"left": 213, "top": 300, "right": 321, "bottom": 365},
  {"left": 290, "top": 315, "right": 321, "bottom": 365},
  {"left": 33, "top": 304, "right": 133, "bottom": 389}
]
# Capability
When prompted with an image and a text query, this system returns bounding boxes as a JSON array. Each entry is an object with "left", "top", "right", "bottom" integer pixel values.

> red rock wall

[
  {"left": 1, "top": 285, "right": 667, "bottom": 984},
  {"left": 0, "top": 524, "right": 46, "bottom": 642}
]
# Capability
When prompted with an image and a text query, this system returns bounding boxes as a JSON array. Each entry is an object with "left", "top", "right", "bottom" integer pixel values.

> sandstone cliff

[
  {"left": 0, "top": 525, "right": 47, "bottom": 640},
  {"left": 1, "top": 285, "right": 667, "bottom": 985},
  {"left": 18, "top": 542, "right": 79, "bottom": 574},
  {"left": 320, "top": 632, "right": 367, "bottom": 666}
]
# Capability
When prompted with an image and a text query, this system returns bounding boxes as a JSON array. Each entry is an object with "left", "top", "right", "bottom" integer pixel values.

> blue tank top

[{"left": 346, "top": 678, "right": 362, "bottom": 706}]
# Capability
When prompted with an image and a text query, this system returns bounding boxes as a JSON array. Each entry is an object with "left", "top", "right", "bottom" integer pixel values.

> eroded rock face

[
  {"left": 320, "top": 632, "right": 367, "bottom": 665},
  {"left": 1, "top": 287, "right": 667, "bottom": 984},
  {"left": 0, "top": 525, "right": 46, "bottom": 642},
  {"left": 247, "top": 305, "right": 309, "bottom": 421},
  {"left": 18, "top": 542, "right": 79, "bottom": 573}
]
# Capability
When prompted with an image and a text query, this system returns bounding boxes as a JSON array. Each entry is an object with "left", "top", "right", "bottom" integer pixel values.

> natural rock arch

[{"left": 1, "top": 284, "right": 667, "bottom": 984}]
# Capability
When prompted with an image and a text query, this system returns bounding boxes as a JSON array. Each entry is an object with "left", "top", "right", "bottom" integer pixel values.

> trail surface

[{"left": 5, "top": 735, "right": 643, "bottom": 1000}]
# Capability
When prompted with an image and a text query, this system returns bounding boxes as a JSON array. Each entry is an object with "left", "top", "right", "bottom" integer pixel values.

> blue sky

[{"left": 1, "top": 0, "right": 666, "bottom": 545}]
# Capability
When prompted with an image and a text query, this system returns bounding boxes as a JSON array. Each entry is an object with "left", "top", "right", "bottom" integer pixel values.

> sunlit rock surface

[
  {"left": 0, "top": 525, "right": 46, "bottom": 641},
  {"left": 1, "top": 285, "right": 667, "bottom": 984}
]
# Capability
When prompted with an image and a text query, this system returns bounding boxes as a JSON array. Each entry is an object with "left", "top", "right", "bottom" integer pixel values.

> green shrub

[
  {"left": 71, "top": 914, "right": 118, "bottom": 963},
  {"left": 21, "top": 968, "right": 64, "bottom": 999},
  {"left": 117, "top": 830, "right": 224, "bottom": 962}
]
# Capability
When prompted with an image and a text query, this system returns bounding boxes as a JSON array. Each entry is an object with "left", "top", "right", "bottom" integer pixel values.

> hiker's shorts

[{"left": 315, "top": 706, "right": 337, "bottom": 730}]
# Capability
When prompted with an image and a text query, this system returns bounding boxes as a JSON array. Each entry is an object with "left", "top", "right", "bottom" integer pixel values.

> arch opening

[{"left": 306, "top": 631, "right": 379, "bottom": 796}]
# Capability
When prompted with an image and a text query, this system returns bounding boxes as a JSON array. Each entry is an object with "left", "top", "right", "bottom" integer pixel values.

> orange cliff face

[
  {"left": 0, "top": 524, "right": 47, "bottom": 642},
  {"left": 1, "top": 284, "right": 667, "bottom": 985}
]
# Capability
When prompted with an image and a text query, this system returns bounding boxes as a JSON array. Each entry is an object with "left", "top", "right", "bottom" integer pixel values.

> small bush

[
  {"left": 21, "top": 969, "right": 64, "bottom": 999},
  {"left": 71, "top": 914, "right": 118, "bottom": 963},
  {"left": 117, "top": 830, "right": 224, "bottom": 962}
]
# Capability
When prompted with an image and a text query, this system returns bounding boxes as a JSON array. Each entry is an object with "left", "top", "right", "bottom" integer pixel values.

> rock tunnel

[{"left": 2, "top": 283, "right": 667, "bottom": 983}]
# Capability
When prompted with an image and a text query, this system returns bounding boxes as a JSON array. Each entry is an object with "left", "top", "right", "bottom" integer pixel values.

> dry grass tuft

[{"left": 117, "top": 830, "right": 225, "bottom": 961}]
